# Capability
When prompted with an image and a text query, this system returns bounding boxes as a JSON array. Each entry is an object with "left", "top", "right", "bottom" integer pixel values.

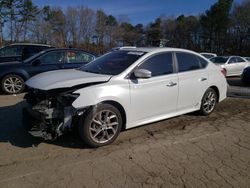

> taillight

[{"left": 221, "top": 68, "right": 227, "bottom": 77}]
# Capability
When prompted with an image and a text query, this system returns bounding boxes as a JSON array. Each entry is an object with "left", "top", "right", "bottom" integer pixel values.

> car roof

[
  {"left": 215, "top": 56, "right": 243, "bottom": 58},
  {"left": 41, "top": 48, "right": 97, "bottom": 56},
  {"left": 9, "top": 43, "right": 52, "bottom": 47},
  {"left": 120, "top": 47, "right": 199, "bottom": 54},
  {"left": 200, "top": 52, "right": 217, "bottom": 55}
]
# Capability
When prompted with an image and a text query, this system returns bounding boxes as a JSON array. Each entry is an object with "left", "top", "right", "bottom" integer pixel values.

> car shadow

[{"left": 0, "top": 101, "right": 88, "bottom": 149}]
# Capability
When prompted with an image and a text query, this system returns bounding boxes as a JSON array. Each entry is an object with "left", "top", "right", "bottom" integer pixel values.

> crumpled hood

[{"left": 26, "top": 69, "right": 111, "bottom": 90}]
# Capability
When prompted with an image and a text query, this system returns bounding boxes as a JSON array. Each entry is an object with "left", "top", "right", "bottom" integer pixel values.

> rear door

[{"left": 176, "top": 52, "right": 209, "bottom": 111}]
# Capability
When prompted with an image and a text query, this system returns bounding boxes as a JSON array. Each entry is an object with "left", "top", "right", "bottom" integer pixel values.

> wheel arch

[
  {"left": 209, "top": 85, "right": 220, "bottom": 102},
  {"left": 101, "top": 100, "right": 127, "bottom": 131},
  {"left": 0, "top": 71, "right": 29, "bottom": 82}
]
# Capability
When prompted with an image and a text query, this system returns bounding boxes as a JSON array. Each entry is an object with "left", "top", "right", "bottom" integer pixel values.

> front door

[
  {"left": 25, "top": 51, "right": 66, "bottom": 77},
  {"left": 128, "top": 52, "right": 178, "bottom": 127}
]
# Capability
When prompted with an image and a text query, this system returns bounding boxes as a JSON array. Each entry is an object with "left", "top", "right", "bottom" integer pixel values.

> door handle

[
  {"left": 199, "top": 77, "right": 207, "bottom": 81},
  {"left": 166, "top": 81, "right": 177, "bottom": 87}
]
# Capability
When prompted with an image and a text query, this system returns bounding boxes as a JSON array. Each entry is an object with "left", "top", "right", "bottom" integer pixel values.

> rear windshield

[{"left": 210, "top": 56, "right": 229, "bottom": 64}]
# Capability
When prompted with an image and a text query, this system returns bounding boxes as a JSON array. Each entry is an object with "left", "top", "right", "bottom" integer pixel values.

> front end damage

[{"left": 23, "top": 89, "right": 82, "bottom": 140}]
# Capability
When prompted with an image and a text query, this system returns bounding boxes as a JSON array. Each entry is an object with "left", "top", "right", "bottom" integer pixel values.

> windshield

[
  {"left": 210, "top": 56, "right": 229, "bottom": 64},
  {"left": 80, "top": 50, "right": 146, "bottom": 75},
  {"left": 23, "top": 50, "right": 46, "bottom": 63}
]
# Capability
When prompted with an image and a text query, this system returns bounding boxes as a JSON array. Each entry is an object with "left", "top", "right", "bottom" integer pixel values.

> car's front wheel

[
  {"left": 199, "top": 88, "right": 218, "bottom": 116},
  {"left": 79, "top": 103, "right": 123, "bottom": 148},
  {"left": 1, "top": 74, "right": 25, "bottom": 94}
]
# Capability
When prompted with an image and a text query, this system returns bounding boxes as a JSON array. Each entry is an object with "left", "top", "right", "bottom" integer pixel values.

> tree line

[{"left": 0, "top": 0, "right": 249, "bottom": 55}]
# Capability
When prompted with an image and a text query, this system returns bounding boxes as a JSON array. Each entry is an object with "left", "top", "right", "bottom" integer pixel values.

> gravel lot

[{"left": 0, "top": 90, "right": 250, "bottom": 188}]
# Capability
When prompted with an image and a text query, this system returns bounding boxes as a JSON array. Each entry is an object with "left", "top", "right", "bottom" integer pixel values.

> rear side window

[
  {"left": 66, "top": 51, "right": 95, "bottom": 63},
  {"left": 176, "top": 53, "right": 201, "bottom": 72},
  {"left": 197, "top": 57, "right": 208, "bottom": 68},
  {"left": 138, "top": 53, "right": 173, "bottom": 77},
  {"left": 0, "top": 46, "right": 22, "bottom": 57}
]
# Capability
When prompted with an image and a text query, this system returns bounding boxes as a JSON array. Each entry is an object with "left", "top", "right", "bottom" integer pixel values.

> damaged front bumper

[{"left": 22, "top": 89, "right": 81, "bottom": 140}]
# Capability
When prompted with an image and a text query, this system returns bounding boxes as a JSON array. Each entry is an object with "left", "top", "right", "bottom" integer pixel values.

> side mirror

[
  {"left": 134, "top": 69, "right": 152, "bottom": 79},
  {"left": 32, "top": 59, "right": 41, "bottom": 66}
]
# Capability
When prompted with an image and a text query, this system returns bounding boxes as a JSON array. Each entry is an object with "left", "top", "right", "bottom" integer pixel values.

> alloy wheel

[
  {"left": 3, "top": 76, "right": 23, "bottom": 94},
  {"left": 89, "top": 110, "right": 119, "bottom": 144},
  {"left": 202, "top": 91, "right": 216, "bottom": 114}
]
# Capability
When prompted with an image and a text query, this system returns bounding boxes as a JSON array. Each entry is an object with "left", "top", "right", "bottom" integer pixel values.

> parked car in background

[
  {"left": 200, "top": 53, "right": 217, "bottom": 59},
  {"left": 210, "top": 56, "right": 250, "bottom": 76},
  {"left": 244, "top": 57, "right": 250, "bottom": 61},
  {"left": 241, "top": 66, "right": 250, "bottom": 84},
  {"left": 0, "top": 43, "right": 53, "bottom": 63},
  {"left": 0, "top": 48, "right": 97, "bottom": 94},
  {"left": 23, "top": 47, "right": 227, "bottom": 147}
]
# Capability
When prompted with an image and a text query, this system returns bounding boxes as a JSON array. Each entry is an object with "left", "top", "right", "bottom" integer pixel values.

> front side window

[
  {"left": 66, "top": 51, "right": 95, "bottom": 63},
  {"left": 80, "top": 50, "right": 146, "bottom": 75},
  {"left": 176, "top": 53, "right": 201, "bottom": 72},
  {"left": 38, "top": 51, "right": 65, "bottom": 64},
  {"left": 138, "top": 53, "right": 173, "bottom": 77},
  {"left": 229, "top": 57, "right": 237, "bottom": 64}
]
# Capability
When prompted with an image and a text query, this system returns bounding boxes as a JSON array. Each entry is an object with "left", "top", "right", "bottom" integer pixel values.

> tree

[
  {"left": 105, "top": 15, "right": 118, "bottom": 46},
  {"left": 46, "top": 7, "right": 67, "bottom": 47},
  {"left": 200, "top": 0, "right": 233, "bottom": 53},
  {"left": 146, "top": 18, "right": 163, "bottom": 46},
  {"left": 231, "top": 0, "right": 250, "bottom": 55},
  {"left": 0, "top": 1, "right": 7, "bottom": 45},
  {"left": 66, "top": 7, "right": 78, "bottom": 46},
  {"left": 2, "top": 0, "right": 22, "bottom": 42},
  {"left": 95, "top": 10, "right": 107, "bottom": 44},
  {"left": 18, "top": 0, "right": 38, "bottom": 41}
]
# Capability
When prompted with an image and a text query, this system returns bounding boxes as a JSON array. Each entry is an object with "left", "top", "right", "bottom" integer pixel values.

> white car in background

[
  {"left": 210, "top": 56, "right": 250, "bottom": 76},
  {"left": 200, "top": 53, "right": 217, "bottom": 59},
  {"left": 23, "top": 48, "right": 227, "bottom": 147}
]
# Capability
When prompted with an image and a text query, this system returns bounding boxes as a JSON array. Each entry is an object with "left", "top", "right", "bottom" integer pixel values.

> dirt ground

[{"left": 0, "top": 93, "right": 250, "bottom": 188}]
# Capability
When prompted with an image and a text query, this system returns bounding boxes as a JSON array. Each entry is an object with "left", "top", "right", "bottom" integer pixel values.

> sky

[{"left": 34, "top": 0, "right": 243, "bottom": 25}]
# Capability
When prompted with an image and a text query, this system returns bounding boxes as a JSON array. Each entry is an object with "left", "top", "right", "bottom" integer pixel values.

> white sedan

[
  {"left": 210, "top": 56, "right": 250, "bottom": 76},
  {"left": 24, "top": 48, "right": 227, "bottom": 147}
]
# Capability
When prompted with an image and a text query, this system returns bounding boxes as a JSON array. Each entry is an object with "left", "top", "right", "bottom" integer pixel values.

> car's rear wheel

[
  {"left": 79, "top": 103, "right": 122, "bottom": 148},
  {"left": 199, "top": 88, "right": 218, "bottom": 116},
  {"left": 1, "top": 74, "right": 25, "bottom": 94}
]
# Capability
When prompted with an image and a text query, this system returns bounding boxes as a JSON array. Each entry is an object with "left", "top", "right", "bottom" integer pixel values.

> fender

[
  {"left": 0, "top": 68, "right": 30, "bottom": 81},
  {"left": 72, "top": 81, "right": 130, "bottom": 113}
]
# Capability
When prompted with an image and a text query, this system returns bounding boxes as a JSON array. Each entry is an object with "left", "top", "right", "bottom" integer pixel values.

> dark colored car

[
  {"left": 0, "top": 48, "right": 97, "bottom": 94},
  {"left": 241, "top": 66, "right": 250, "bottom": 84},
  {"left": 0, "top": 43, "right": 54, "bottom": 63}
]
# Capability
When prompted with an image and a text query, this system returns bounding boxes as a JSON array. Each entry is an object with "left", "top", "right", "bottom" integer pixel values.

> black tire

[
  {"left": 1, "top": 74, "right": 25, "bottom": 94},
  {"left": 199, "top": 88, "right": 218, "bottom": 116},
  {"left": 79, "top": 103, "right": 123, "bottom": 148}
]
